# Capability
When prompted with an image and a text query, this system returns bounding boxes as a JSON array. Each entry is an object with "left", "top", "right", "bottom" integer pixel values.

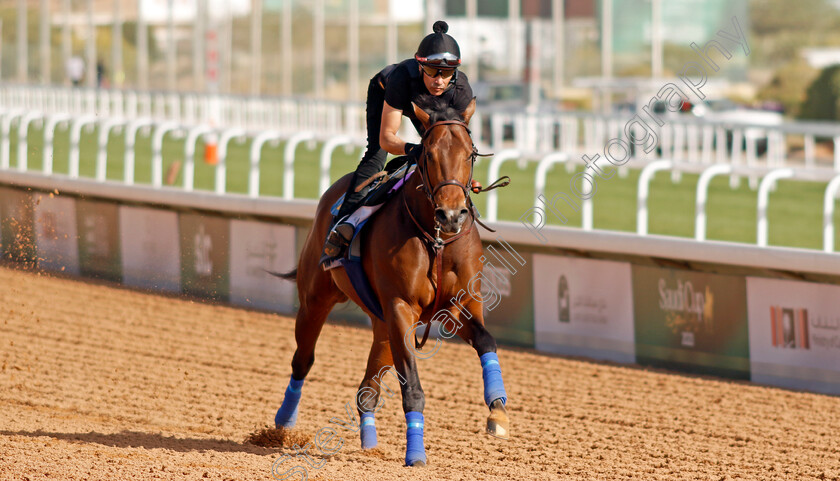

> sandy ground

[{"left": 1, "top": 264, "right": 839, "bottom": 481}]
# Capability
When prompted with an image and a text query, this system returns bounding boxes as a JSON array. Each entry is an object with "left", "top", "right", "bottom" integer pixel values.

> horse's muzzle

[{"left": 435, "top": 207, "right": 470, "bottom": 234}]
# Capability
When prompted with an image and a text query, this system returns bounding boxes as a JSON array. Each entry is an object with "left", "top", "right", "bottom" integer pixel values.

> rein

[{"left": 403, "top": 119, "right": 507, "bottom": 349}]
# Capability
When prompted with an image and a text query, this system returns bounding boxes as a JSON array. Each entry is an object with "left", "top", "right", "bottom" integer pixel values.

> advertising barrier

[
  {"left": 180, "top": 214, "right": 230, "bottom": 300},
  {"left": 33, "top": 193, "right": 79, "bottom": 275},
  {"left": 483, "top": 252, "right": 534, "bottom": 347},
  {"left": 632, "top": 265, "right": 750, "bottom": 379},
  {"left": 76, "top": 200, "right": 122, "bottom": 282},
  {"left": 229, "top": 220, "right": 296, "bottom": 312},
  {"left": 747, "top": 277, "right": 840, "bottom": 395},
  {"left": 119, "top": 206, "right": 181, "bottom": 292},
  {"left": 533, "top": 255, "right": 635, "bottom": 363},
  {"left": 0, "top": 187, "right": 34, "bottom": 262}
]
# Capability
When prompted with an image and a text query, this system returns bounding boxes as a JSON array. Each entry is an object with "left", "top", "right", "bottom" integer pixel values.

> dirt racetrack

[{"left": 1, "top": 264, "right": 839, "bottom": 481}]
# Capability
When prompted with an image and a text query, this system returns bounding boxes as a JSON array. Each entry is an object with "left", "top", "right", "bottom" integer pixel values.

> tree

[
  {"left": 750, "top": 0, "right": 840, "bottom": 68},
  {"left": 757, "top": 58, "right": 817, "bottom": 117},
  {"left": 799, "top": 65, "right": 840, "bottom": 121}
]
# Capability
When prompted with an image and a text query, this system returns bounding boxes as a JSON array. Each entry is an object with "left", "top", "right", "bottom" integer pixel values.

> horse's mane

[
  {"left": 416, "top": 94, "right": 464, "bottom": 125},
  {"left": 427, "top": 105, "right": 462, "bottom": 124}
]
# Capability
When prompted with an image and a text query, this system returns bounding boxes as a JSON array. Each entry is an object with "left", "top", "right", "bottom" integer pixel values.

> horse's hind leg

[
  {"left": 455, "top": 300, "right": 510, "bottom": 440},
  {"left": 355, "top": 317, "right": 393, "bottom": 449},
  {"left": 275, "top": 262, "right": 345, "bottom": 428}
]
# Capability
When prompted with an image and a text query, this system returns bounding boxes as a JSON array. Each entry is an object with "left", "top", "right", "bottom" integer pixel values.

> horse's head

[{"left": 412, "top": 99, "right": 477, "bottom": 235}]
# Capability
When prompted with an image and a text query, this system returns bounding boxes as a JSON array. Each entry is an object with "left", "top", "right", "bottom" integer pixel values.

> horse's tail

[{"left": 266, "top": 268, "right": 298, "bottom": 282}]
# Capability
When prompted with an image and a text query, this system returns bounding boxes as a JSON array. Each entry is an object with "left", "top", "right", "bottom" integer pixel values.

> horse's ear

[
  {"left": 461, "top": 97, "right": 477, "bottom": 125},
  {"left": 412, "top": 102, "right": 431, "bottom": 130}
]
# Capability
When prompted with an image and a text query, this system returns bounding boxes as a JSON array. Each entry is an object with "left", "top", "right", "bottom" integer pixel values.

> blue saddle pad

[
  {"left": 340, "top": 258, "right": 385, "bottom": 321},
  {"left": 327, "top": 161, "right": 415, "bottom": 322}
]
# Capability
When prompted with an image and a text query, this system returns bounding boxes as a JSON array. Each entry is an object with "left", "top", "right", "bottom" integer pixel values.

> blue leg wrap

[
  {"left": 360, "top": 412, "right": 378, "bottom": 449},
  {"left": 274, "top": 375, "right": 304, "bottom": 428},
  {"left": 404, "top": 411, "right": 426, "bottom": 466},
  {"left": 480, "top": 352, "right": 508, "bottom": 406}
]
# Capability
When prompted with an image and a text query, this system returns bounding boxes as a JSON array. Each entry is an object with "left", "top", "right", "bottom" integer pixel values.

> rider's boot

[
  {"left": 320, "top": 217, "right": 355, "bottom": 264},
  {"left": 320, "top": 183, "right": 365, "bottom": 266}
]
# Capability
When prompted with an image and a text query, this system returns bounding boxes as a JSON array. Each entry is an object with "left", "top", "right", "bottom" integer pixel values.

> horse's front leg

[
  {"left": 385, "top": 298, "right": 427, "bottom": 467},
  {"left": 454, "top": 298, "right": 510, "bottom": 439}
]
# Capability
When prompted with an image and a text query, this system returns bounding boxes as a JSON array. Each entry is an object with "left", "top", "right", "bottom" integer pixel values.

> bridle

[
  {"left": 417, "top": 120, "right": 476, "bottom": 203},
  {"left": 405, "top": 119, "right": 485, "bottom": 247}
]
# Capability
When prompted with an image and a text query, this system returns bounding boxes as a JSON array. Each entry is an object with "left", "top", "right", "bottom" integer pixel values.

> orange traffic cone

[{"left": 204, "top": 135, "right": 218, "bottom": 165}]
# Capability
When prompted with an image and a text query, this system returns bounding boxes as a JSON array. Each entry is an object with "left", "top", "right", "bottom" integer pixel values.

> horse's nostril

[
  {"left": 459, "top": 208, "right": 469, "bottom": 218},
  {"left": 435, "top": 209, "right": 448, "bottom": 224}
]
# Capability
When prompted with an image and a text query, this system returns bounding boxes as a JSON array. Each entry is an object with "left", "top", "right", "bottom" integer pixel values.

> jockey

[{"left": 321, "top": 20, "right": 474, "bottom": 265}]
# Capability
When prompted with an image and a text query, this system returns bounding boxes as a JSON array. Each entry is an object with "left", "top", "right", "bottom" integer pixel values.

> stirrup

[{"left": 322, "top": 221, "right": 355, "bottom": 259}]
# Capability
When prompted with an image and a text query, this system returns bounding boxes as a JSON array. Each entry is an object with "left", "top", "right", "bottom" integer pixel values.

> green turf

[{"left": 7, "top": 123, "right": 840, "bottom": 251}]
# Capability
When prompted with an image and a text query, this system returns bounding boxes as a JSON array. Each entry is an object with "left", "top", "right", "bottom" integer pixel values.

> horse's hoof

[
  {"left": 274, "top": 415, "right": 297, "bottom": 430},
  {"left": 360, "top": 429, "right": 378, "bottom": 450},
  {"left": 361, "top": 441, "right": 378, "bottom": 450},
  {"left": 274, "top": 409, "right": 298, "bottom": 429},
  {"left": 408, "top": 459, "right": 427, "bottom": 467},
  {"left": 486, "top": 399, "right": 510, "bottom": 440}
]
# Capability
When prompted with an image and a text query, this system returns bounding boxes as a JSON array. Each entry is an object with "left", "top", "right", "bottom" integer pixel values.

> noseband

[
  {"left": 404, "top": 118, "right": 502, "bottom": 246},
  {"left": 415, "top": 119, "right": 477, "bottom": 210}
]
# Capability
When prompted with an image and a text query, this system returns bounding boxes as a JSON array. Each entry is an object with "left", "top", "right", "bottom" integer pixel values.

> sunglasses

[
  {"left": 415, "top": 52, "right": 461, "bottom": 67},
  {"left": 421, "top": 65, "right": 456, "bottom": 79}
]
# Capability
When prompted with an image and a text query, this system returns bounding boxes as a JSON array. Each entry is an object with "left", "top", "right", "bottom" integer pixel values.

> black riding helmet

[{"left": 415, "top": 21, "right": 461, "bottom": 67}]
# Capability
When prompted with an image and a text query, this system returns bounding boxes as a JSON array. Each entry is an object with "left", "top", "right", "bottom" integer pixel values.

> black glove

[{"left": 404, "top": 143, "right": 422, "bottom": 160}]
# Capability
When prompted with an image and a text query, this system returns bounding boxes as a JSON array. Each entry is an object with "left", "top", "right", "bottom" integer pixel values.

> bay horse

[{"left": 273, "top": 98, "right": 510, "bottom": 467}]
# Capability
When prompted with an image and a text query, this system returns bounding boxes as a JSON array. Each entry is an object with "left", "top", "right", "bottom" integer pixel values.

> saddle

[
  {"left": 331, "top": 156, "right": 414, "bottom": 219},
  {"left": 323, "top": 157, "right": 416, "bottom": 320}
]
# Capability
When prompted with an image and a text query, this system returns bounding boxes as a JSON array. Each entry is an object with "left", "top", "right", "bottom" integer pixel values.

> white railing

[
  {"left": 215, "top": 128, "right": 247, "bottom": 194},
  {"left": 486, "top": 147, "right": 840, "bottom": 251},
  {"left": 0, "top": 111, "right": 366, "bottom": 202},
  {"left": 17, "top": 111, "right": 43, "bottom": 172},
  {"left": 319, "top": 136, "right": 354, "bottom": 195},
  {"left": 124, "top": 118, "right": 156, "bottom": 184},
  {"left": 480, "top": 109, "right": 840, "bottom": 175},
  {"left": 249, "top": 131, "right": 284, "bottom": 198},
  {"left": 0, "top": 110, "right": 23, "bottom": 168},
  {"left": 151, "top": 122, "right": 184, "bottom": 188},
  {"left": 694, "top": 163, "right": 733, "bottom": 241},
  {"left": 486, "top": 149, "right": 523, "bottom": 222},
  {"left": 628, "top": 160, "right": 840, "bottom": 249},
  {"left": 7, "top": 84, "right": 840, "bottom": 176},
  {"left": 0, "top": 84, "right": 367, "bottom": 140},
  {"left": 68, "top": 116, "right": 98, "bottom": 178},
  {"left": 42, "top": 113, "right": 71, "bottom": 174},
  {"left": 3, "top": 110, "right": 840, "bottom": 253},
  {"left": 183, "top": 125, "right": 216, "bottom": 192},
  {"left": 97, "top": 118, "right": 127, "bottom": 182},
  {"left": 282, "top": 132, "right": 316, "bottom": 200},
  {"left": 636, "top": 160, "right": 674, "bottom": 235},
  {"left": 532, "top": 152, "right": 570, "bottom": 224}
]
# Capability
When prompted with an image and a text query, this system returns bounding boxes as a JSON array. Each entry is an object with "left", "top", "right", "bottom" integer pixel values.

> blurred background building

[{"left": 0, "top": 0, "right": 836, "bottom": 119}]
